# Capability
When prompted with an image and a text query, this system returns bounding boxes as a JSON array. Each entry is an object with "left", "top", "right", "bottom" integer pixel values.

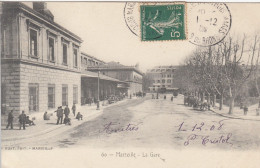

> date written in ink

[{"left": 176, "top": 120, "right": 226, "bottom": 132}]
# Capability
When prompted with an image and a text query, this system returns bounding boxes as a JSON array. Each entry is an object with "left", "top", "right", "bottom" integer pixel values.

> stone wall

[
  {"left": 1, "top": 61, "right": 81, "bottom": 125},
  {"left": 19, "top": 62, "right": 81, "bottom": 113}
]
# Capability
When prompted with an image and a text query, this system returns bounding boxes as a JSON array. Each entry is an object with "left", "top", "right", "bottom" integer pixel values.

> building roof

[
  {"left": 81, "top": 52, "right": 105, "bottom": 63},
  {"left": 81, "top": 71, "right": 128, "bottom": 83},
  {"left": 146, "top": 65, "right": 179, "bottom": 73},
  {"left": 3, "top": 2, "right": 83, "bottom": 43},
  {"left": 88, "top": 61, "right": 144, "bottom": 76}
]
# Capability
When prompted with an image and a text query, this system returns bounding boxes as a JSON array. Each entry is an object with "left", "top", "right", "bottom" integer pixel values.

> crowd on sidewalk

[{"left": 5, "top": 103, "right": 84, "bottom": 130}]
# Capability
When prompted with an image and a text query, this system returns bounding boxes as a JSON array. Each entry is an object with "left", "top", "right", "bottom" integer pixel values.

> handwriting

[
  {"left": 184, "top": 133, "right": 233, "bottom": 146},
  {"left": 176, "top": 119, "right": 226, "bottom": 132},
  {"left": 100, "top": 122, "right": 140, "bottom": 134}
]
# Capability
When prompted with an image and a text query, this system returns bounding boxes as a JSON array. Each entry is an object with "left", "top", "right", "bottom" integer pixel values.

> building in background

[
  {"left": 87, "top": 62, "right": 143, "bottom": 97},
  {"left": 80, "top": 53, "right": 128, "bottom": 104},
  {"left": 146, "top": 66, "right": 178, "bottom": 92}
]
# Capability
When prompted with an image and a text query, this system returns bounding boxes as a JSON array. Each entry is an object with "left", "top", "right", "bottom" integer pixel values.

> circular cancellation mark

[
  {"left": 124, "top": 2, "right": 157, "bottom": 37},
  {"left": 188, "top": 3, "right": 232, "bottom": 47}
]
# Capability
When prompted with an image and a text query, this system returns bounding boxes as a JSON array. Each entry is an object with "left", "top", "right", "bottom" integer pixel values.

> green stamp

[{"left": 141, "top": 4, "right": 186, "bottom": 41}]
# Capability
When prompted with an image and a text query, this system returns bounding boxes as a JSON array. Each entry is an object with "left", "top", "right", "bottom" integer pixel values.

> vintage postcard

[{"left": 1, "top": 1, "right": 260, "bottom": 168}]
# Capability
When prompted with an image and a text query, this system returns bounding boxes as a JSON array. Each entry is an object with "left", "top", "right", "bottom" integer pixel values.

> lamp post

[{"left": 96, "top": 70, "right": 100, "bottom": 110}]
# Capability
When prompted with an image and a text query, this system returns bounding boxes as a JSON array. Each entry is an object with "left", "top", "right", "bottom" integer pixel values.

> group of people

[
  {"left": 6, "top": 110, "right": 35, "bottom": 130},
  {"left": 53, "top": 103, "right": 83, "bottom": 125},
  {"left": 184, "top": 95, "right": 211, "bottom": 111},
  {"left": 151, "top": 94, "right": 175, "bottom": 101}
]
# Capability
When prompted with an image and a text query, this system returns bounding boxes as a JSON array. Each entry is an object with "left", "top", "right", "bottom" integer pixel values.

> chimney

[
  {"left": 33, "top": 2, "right": 54, "bottom": 21},
  {"left": 33, "top": 2, "right": 47, "bottom": 11}
]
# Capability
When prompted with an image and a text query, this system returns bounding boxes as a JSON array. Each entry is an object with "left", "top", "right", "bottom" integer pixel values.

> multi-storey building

[
  {"left": 81, "top": 52, "right": 105, "bottom": 71},
  {"left": 146, "top": 66, "right": 178, "bottom": 92},
  {"left": 87, "top": 62, "right": 143, "bottom": 96},
  {"left": 0, "top": 2, "right": 143, "bottom": 124},
  {"left": 1, "top": 2, "right": 83, "bottom": 121}
]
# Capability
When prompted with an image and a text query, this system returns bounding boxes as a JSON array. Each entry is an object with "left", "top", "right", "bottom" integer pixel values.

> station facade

[{"left": 1, "top": 2, "right": 143, "bottom": 124}]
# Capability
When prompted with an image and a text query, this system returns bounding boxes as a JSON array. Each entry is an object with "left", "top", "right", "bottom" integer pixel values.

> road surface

[{"left": 5, "top": 94, "right": 260, "bottom": 150}]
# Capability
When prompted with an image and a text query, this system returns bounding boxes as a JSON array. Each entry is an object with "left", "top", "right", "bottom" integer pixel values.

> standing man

[
  {"left": 72, "top": 103, "right": 76, "bottom": 117},
  {"left": 18, "top": 111, "right": 27, "bottom": 130},
  {"left": 64, "top": 105, "right": 70, "bottom": 118},
  {"left": 6, "top": 110, "right": 14, "bottom": 129},
  {"left": 55, "top": 106, "right": 64, "bottom": 125}
]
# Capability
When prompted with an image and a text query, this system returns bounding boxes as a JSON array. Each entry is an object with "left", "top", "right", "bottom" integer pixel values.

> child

[
  {"left": 63, "top": 116, "right": 71, "bottom": 125},
  {"left": 76, "top": 112, "right": 83, "bottom": 120}
]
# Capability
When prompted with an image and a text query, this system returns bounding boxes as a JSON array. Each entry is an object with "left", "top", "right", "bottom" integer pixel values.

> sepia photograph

[{"left": 1, "top": 1, "right": 260, "bottom": 168}]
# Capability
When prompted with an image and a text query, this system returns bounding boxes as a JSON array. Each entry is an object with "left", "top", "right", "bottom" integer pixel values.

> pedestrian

[
  {"left": 26, "top": 116, "right": 35, "bottom": 126},
  {"left": 63, "top": 116, "right": 71, "bottom": 125},
  {"left": 55, "top": 106, "right": 63, "bottom": 125},
  {"left": 76, "top": 112, "right": 83, "bottom": 120},
  {"left": 171, "top": 96, "right": 173, "bottom": 102},
  {"left": 164, "top": 95, "right": 166, "bottom": 100},
  {"left": 18, "top": 111, "right": 27, "bottom": 130},
  {"left": 6, "top": 110, "right": 14, "bottom": 129},
  {"left": 43, "top": 111, "right": 51, "bottom": 120},
  {"left": 64, "top": 105, "right": 70, "bottom": 118},
  {"left": 72, "top": 103, "right": 76, "bottom": 117}
]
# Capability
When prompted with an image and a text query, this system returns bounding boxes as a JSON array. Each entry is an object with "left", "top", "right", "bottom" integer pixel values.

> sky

[{"left": 24, "top": 2, "right": 260, "bottom": 71}]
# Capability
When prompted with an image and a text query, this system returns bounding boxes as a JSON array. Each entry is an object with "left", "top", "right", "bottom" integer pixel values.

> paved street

[{"left": 3, "top": 94, "right": 260, "bottom": 150}]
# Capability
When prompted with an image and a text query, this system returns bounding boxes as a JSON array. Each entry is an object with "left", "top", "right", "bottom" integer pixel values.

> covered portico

[{"left": 81, "top": 71, "right": 129, "bottom": 105}]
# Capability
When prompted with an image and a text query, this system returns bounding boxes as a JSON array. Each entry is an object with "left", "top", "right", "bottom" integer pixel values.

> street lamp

[{"left": 96, "top": 70, "right": 100, "bottom": 110}]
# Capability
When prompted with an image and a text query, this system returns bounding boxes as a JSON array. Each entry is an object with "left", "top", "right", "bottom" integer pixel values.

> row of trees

[{"left": 173, "top": 35, "right": 260, "bottom": 114}]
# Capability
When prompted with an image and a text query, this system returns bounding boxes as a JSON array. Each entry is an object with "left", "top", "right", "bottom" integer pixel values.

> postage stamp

[
  {"left": 188, "top": 3, "right": 232, "bottom": 46},
  {"left": 140, "top": 4, "right": 187, "bottom": 41}
]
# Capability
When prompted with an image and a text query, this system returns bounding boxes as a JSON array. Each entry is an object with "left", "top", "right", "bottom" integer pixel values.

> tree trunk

[
  {"left": 207, "top": 93, "right": 210, "bottom": 103},
  {"left": 201, "top": 92, "right": 205, "bottom": 102},
  {"left": 213, "top": 94, "right": 216, "bottom": 107},
  {"left": 228, "top": 97, "right": 235, "bottom": 114},
  {"left": 219, "top": 93, "right": 223, "bottom": 110}
]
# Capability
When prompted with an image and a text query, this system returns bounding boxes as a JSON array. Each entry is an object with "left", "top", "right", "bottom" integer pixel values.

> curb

[{"left": 209, "top": 109, "right": 260, "bottom": 121}]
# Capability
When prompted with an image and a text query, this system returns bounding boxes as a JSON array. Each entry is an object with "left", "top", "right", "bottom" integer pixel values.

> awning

[{"left": 81, "top": 71, "right": 128, "bottom": 84}]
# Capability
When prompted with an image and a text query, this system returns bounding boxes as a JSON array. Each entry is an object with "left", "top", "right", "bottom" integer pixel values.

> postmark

[
  {"left": 124, "top": 2, "right": 157, "bottom": 37},
  {"left": 188, "top": 3, "right": 232, "bottom": 46},
  {"left": 140, "top": 4, "right": 187, "bottom": 41}
]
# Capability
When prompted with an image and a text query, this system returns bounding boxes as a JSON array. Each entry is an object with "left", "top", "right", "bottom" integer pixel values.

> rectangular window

[
  {"left": 48, "top": 85, "right": 55, "bottom": 109},
  {"left": 73, "top": 85, "right": 78, "bottom": 104},
  {"left": 49, "top": 37, "right": 55, "bottom": 62},
  {"left": 29, "top": 83, "right": 39, "bottom": 112},
  {"left": 62, "top": 43, "right": 68, "bottom": 65},
  {"left": 167, "top": 79, "right": 171, "bottom": 83},
  {"left": 73, "top": 48, "right": 78, "bottom": 67},
  {"left": 62, "top": 85, "right": 68, "bottom": 106},
  {"left": 30, "top": 29, "right": 38, "bottom": 57}
]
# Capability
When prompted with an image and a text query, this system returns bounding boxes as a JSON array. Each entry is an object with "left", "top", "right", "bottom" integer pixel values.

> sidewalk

[
  {"left": 1, "top": 98, "right": 129, "bottom": 142},
  {"left": 210, "top": 103, "right": 260, "bottom": 121}
]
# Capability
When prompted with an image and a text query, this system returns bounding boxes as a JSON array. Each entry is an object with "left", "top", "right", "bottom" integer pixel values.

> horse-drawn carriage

[{"left": 184, "top": 96, "right": 210, "bottom": 111}]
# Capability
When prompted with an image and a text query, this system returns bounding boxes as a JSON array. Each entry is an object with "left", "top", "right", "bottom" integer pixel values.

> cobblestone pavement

[{"left": 3, "top": 94, "right": 260, "bottom": 150}]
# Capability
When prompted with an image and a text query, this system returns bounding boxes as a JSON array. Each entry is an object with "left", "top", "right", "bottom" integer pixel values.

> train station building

[{"left": 1, "top": 2, "right": 143, "bottom": 124}]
